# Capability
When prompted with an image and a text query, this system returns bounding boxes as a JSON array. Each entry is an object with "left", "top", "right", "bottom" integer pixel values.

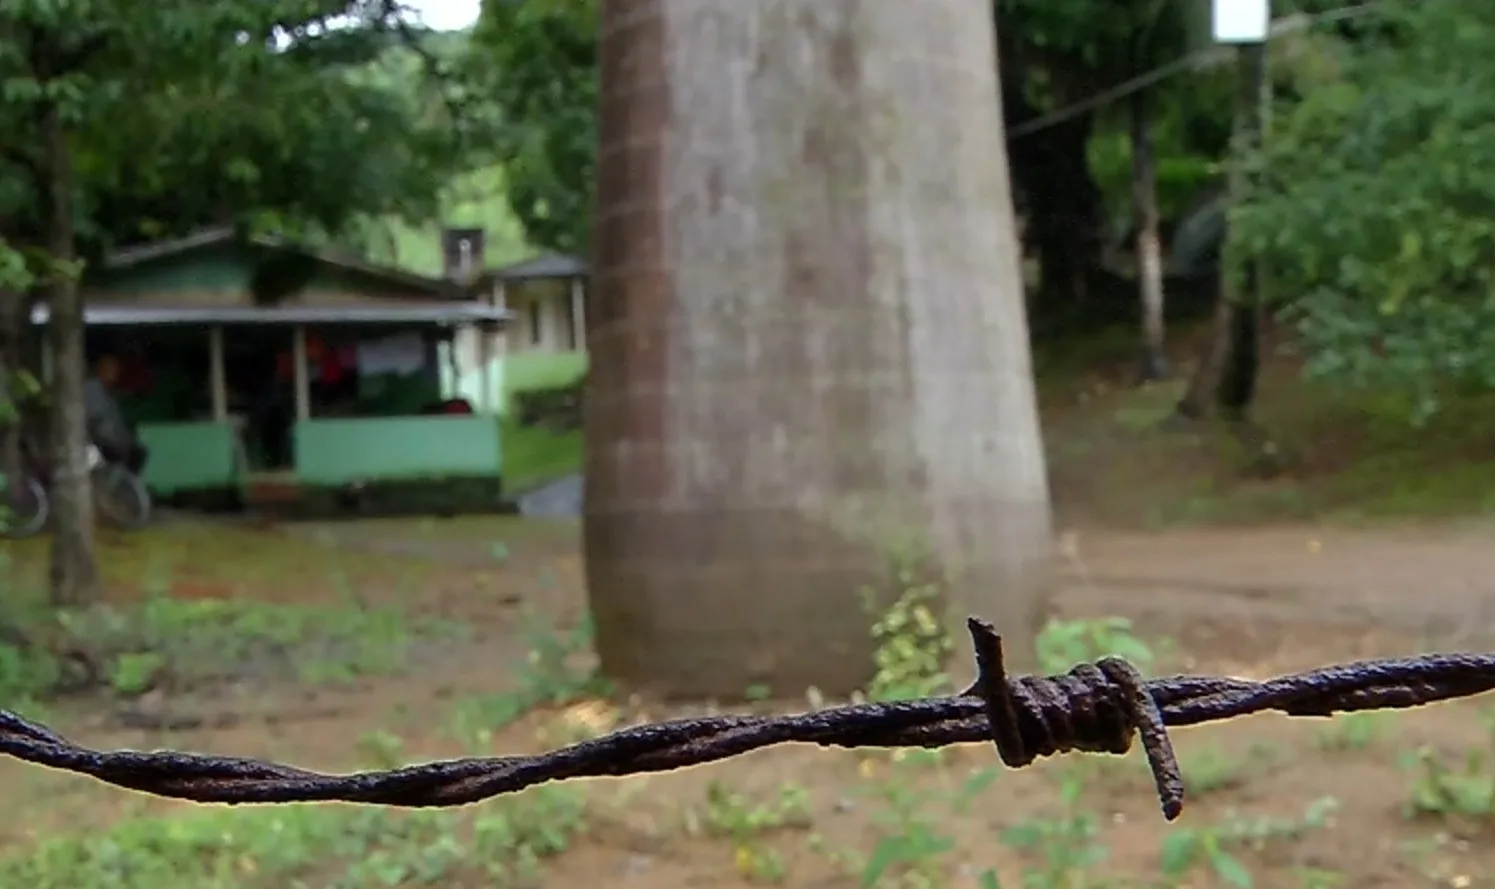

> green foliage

[
  {"left": 862, "top": 544, "right": 955, "bottom": 704},
  {"left": 0, "top": 717, "right": 589, "bottom": 889},
  {"left": 996, "top": 771, "right": 1106, "bottom": 889},
  {"left": 469, "top": 0, "right": 596, "bottom": 252},
  {"left": 0, "top": 0, "right": 481, "bottom": 266},
  {"left": 0, "top": 590, "right": 466, "bottom": 706},
  {"left": 448, "top": 610, "right": 607, "bottom": 747},
  {"left": 1234, "top": 2, "right": 1495, "bottom": 418},
  {"left": 693, "top": 780, "right": 811, "bottom": 883},
  {"left": 1159, "top": 799, "right": 1340, "bottom": 889},
  {"left": 1401, "top": 708, "right": 1495, "bottom": 820},
  {"left": 1035, "top": 615, "right": 1156, "bottom": 676}
]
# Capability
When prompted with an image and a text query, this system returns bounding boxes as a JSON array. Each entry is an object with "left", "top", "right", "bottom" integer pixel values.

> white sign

[{"left": 1212, "top": 0, "right": 1269, "bottom": 43}]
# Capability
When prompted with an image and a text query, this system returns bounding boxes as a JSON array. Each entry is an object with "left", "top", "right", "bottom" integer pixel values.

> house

[
  {"left": 32, "top": 226, "right": 513, "bottom": 513},
  {"left": 441, "top": 241, "right": 590, "bottom": 414}
]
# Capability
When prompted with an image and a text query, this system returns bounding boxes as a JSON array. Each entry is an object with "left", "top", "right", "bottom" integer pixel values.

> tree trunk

[
  {"left": 41, "top": 101, "right": 99, "bottom": 607},
  {"left": 1130, "top": 88, "right": 1169, "bottom": 382},
  {"left": 1176, "top": 42, "right": 1268, "bottom": 421},
  {"left": 585, "top": 0, "right": 1052, "bottom": 699}
]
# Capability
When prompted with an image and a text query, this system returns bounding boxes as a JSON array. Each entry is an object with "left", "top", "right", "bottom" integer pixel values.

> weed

[
  {"left": 862, "top": 545, "right": 955, "bottom": 704},
  {"left": 1313, "top": 711, "right": 1391, "bottom": 752},
  {"left": 0, "top": 796, "right": 585, "bottom": 889},
  {"left": 843, "top": 756, "right": 1001, "bottom": 889},
  {"left": 1402, "top": 744, "right": 1495, "bottom": 819},
  {"left": 355, "top": 729, "right": 407, "bottom": 770},
  {"left": 996, "top": 770, "right": 1107, "bottom": 888},
  {"left": 1177, "top": 743, "right": 1277, "bottom": 798},
  {"left": 687, "top": 780, "right": 811, "bottom": 883},
  {"left": 1158, "top": 798, "right": 1339, "bottom": 889},
  {"left": 448, "top": 611, "right": 608, "bottom": 749},
  {"left": 3, "top": 594, "right": 462, "bottom": 698},
  {"left": 1035, "top": 616, "right": 1156, "bottom": 677},
  {"left": 0, "top": 606, "right": 594, "bottom": 889},
  {"left": 836, "top": 560, "right": 1003, "bottom": 888}
]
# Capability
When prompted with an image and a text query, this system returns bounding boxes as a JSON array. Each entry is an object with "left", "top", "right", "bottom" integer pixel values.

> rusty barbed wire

[{"left": 2, "top": 617, "right": 1494, "bottom": 821}]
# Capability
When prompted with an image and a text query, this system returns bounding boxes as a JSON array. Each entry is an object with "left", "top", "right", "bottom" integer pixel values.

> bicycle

[{"left": 1, "top": 441, "right": 152, "bottom": 539}]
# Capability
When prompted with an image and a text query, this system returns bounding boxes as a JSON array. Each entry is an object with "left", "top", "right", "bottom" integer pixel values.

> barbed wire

[{"left": 2, "top": 617, "right": 1492, "bottom": 821}]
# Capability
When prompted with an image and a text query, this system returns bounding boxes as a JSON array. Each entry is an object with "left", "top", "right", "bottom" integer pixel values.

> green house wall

[
  {"left": 293, "top": 415, "right": 502, "bottom": 485},
  {"left": 135, "top": 421, "right": 242, "bottom": 494}
]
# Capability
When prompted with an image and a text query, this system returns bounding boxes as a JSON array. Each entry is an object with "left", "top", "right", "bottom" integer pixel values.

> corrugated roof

[
  {"left": 32, "top": 303, "right": 511, "bottom": 327},
  {"left": 488, "top": 252, "right": 588, "bottom": 282},
  {"left": 102, "top": 226, "right": 461, "bottom": 295}
]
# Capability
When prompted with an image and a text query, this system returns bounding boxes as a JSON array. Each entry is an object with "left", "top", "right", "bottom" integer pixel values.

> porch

[
  {"left": 34, "top": 302, "right": 511, "bottom": 509},
  {"left": 31, "top": 228, "right": 514, "bottom": 512}
]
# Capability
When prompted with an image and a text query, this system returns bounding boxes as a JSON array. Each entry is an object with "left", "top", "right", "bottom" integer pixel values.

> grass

[
  {"left": 1038, "top": 325, "right": 1495, "bottom": 527},
  {"left": 500, "top": 417, "right": 583, "bottom": 494},
  {"left": 0, "top": 593, "right": 602, "bottom": 889},
  {"left": 1, "top": 525, "right": 1493, "bottom": 889}
]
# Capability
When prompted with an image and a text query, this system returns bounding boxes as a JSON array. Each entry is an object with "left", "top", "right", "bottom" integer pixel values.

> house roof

[
  {"left": 32, "top": 301, "right": 511, "bottom": 327},
  {"left": 102, "top": 225, "right": 461, "bottom": 296},
  {"left": 486, "top": 252, "right": 588, "bottom": 283}
]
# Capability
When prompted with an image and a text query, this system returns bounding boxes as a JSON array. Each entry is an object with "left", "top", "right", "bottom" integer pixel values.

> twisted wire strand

[{"left": 3, "top": 616, "right": 1494, "bottom": 820}]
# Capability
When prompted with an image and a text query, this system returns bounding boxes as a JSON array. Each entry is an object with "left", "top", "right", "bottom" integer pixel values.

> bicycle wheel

[
  {"left": 92, "top": 464, "right": 152, "bottom": 530},
  {"left": 1, "top": 474, "right": 49, "bottom": 539}
]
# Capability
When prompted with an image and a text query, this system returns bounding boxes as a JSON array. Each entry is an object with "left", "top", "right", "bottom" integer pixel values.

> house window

[{"left": 529, "top": 299, "right": 543, "bottom": 346}]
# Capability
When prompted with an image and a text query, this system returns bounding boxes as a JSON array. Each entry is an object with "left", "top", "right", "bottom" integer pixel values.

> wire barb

[
  {"left": 3, "top": 621, "right": 1495, "bottom": 820},
  {"left": 964, "top": 618, "right": 1185, "bottom": 819}
]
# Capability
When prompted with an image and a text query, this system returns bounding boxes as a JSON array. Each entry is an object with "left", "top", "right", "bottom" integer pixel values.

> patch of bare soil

[{"left": 5, "top": 520, "right": 1495, "bottom": 888}]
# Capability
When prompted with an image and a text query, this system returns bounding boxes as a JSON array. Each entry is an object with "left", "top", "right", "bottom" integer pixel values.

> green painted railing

[
  {"left": 136, "top": 421, "right": 242, "bottom": 494},
  {"left": 293, "top": 415, "right": 502, "bottom": 485}
]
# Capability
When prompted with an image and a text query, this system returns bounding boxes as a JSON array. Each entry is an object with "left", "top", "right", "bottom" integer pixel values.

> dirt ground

[{"left": 4, "top": 515, "right": 1495, "bottom": 888}]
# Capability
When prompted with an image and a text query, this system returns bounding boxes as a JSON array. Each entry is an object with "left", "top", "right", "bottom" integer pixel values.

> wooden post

[
  {"left": 477, "top": 323, "right": 493, "bottom": 414},
  {"left": 569, "top": 277, "right": 586, "bottom": 351},
  {"left": 490, "top": 282, "right": 508, "bottom": 413},
  {"left": 291, "top": 325, "right": 310, "bottom": 421},
  {"left": 208, "top": 325, "right": 227, "bottom": 421}
]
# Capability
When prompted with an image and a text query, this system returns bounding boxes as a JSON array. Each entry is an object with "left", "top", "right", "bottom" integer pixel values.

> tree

[
  {"left": 1174, "top": 41, "right": 1269, "bottom": 424},
  {"left": 1234, "top": 1, "right": 1495, "bottom": 421},
  {"left": 583, "top": 0, "right": 1053, "bottom": 698},
  {"left": 0, "top": 0, "right": 473, "bottom": 604},
  {"left": 998, "top": 0, "right": 1207, "bottom": 370},
  {"left": 469, "top": 0, "right": 595, "bottom": 253}
]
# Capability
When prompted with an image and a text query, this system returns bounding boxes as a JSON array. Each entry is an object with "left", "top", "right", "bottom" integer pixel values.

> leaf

[
  {"left": 1158, "top": 830, "right": 1199, "bottom": 876},
  {"left": 950, "top": 766, "right": 1002, "bottom": 811},
  {"left": 859, "top": 836, "right": 910, "bottom": 888},
  {"left": 1212, "top": 850, "right": 1254, "bottom": 889}
]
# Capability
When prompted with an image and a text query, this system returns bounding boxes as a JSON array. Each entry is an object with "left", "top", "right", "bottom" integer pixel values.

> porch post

[
  {"left": 476, "top": 323, "right": 493, "bottom": 414},
  {"left": 208, "top": 325, "right": 227, "bottom": 421},
  {"left": 291, "top": 325, "right": 310, "bottom": 421},
  {"left": 569, "top": 277, "right": 586, "bottom": 351},
  {"left": 489, "top": 282, "right": 508, "bottom": 413}
]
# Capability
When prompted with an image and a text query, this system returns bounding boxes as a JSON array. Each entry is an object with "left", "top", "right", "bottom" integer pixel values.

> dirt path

[
  {"left": 1055, "top": 522, "right": 1495, "bottom": 645},
  {"left": 289, "top": 515, "right": 1495, "bottom": 652}
]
